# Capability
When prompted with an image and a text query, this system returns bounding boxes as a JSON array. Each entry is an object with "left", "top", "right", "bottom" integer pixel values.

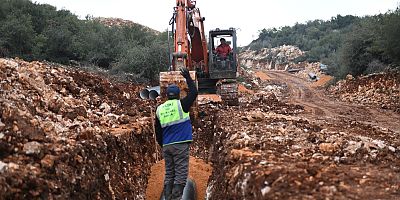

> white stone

[
  {"left": 259, "top": 161, "right": 267, "bottom": 165},
  {"left": 261, "top": 186, "right": 271, "bottom": 196},
  {"left": 372, "top": 140, "right": 385, "bottom": 149},
  {"left": 312, "top": 153, "right": 324, "bottom": 159},
  {"left": 104, "top": 173, "right": 110, "bottom": 181},
  {"left": 334, "top": 156, "right": 340, "bottom": 162},
  {"left": 7, "top": 163, "right": 19, "bottom": 170},
  {"left": 99, "top": 102, "right": 111, "bottom": 114},
  {"left": 23, "top": 141, "right": 43, "bottom": 155},
  {"left": 0, "top": 161, "right": 7, "bottom": 173},
  {"left": 345, "top": 141, "right": 362, "bottom": 154}
]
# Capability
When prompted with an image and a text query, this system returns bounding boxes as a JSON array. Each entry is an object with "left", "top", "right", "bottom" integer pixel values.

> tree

[
  {"left": 0, "top": 13, "right": 35, "bottom": 58},
  {"left": 381, "top": 8, "right": 400, "bottom": 64}
]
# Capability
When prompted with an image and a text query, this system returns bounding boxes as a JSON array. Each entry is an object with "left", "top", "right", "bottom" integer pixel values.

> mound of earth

[
  {"left": 328, "top": 72, "right": 400, "bottom": 112},
  {"left": 0, "top": 58, "right": 157, "bottom": 199}
]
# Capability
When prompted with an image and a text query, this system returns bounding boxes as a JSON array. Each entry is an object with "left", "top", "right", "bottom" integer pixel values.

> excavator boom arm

[{"left": 172, "top": 0, "right": 208, "bottom": 72}]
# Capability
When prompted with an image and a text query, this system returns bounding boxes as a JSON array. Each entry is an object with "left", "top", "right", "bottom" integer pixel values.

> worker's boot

[
  {"left": 163, "top": 182, "right": 174, "bottom": 200},
  {"left": 171, "top": 184, "right": 185, "bottom": 200}
]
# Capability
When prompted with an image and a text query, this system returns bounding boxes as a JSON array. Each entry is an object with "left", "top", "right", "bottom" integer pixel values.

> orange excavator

[{"left": 159, "top": 0, "right": 239, "bottom": 105}]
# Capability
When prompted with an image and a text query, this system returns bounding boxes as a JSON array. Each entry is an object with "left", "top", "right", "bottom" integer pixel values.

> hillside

[
  {"left": 95, "top": 17, "right": 160, "bottom": 35},
  {"left": 247, "top": 9, "right": 400, "bottom": 79},
  {"left": 0, "top": 0, "right": 168, "bottom": 81}
]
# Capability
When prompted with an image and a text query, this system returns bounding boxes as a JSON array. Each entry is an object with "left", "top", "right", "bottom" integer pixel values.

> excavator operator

[
  {"left": 155, "top": 67, "right": 198, "bottom": 200},
  {"left": 215, "top": 38, "right": 232, "bottom": 59}
]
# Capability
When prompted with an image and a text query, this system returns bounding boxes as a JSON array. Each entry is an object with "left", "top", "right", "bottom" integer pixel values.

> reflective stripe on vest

[{"left": 156, "top": 99, "right": 190, "bottom": 128}]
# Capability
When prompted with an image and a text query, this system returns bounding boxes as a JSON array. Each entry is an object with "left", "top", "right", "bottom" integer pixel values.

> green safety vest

[
  {"left": 156, "top": 99, "right": 192, "bottom": 146},
  {"left": 157, "top": 99, "right": 190, "bottom": 128}
]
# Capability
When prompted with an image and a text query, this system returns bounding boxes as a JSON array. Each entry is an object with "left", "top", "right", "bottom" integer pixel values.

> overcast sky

[{"left": 33, "top": 0, "right": 399, "bottom": 46}]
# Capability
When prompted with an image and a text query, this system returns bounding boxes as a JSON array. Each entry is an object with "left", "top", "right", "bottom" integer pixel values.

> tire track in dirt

[{"left": 266, "top": 70, "right": 400, "bottom": 133}]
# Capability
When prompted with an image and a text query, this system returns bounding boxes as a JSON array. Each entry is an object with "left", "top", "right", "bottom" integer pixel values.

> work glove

[{"left": 179, "top": 67, "right": 191, "bottom": 79}]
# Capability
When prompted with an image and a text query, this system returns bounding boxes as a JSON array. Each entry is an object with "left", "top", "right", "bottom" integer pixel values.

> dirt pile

[
  {"left": 310, "top": 74, "right": 334, "bottom": 88},
  {"left": 239, "top": 46, "right": 331, "bottom": 85},
  {"left": 328, "top": 72, "right": 400, "bottom": 112},
  {"left": 200, "top": 69, "right": 399, "bottom": 199},
  {"left": 294, "top": 62, "right": 324, "bottom": 80},
  {"left": 0, "top": 58, "right": 156, "bottom": 199},
  {"left": 240, "top": 45, "right": 304, "bottom": 70}
]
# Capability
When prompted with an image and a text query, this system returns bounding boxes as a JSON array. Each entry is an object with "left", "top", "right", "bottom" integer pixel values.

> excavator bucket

[{"left": 159, "top": 71, "right": 198, "bottom": 119}]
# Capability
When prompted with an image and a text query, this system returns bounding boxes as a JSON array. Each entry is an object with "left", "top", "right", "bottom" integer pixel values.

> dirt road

[{"left": 267, "top": 70, "right": 400, "bottom": 133}]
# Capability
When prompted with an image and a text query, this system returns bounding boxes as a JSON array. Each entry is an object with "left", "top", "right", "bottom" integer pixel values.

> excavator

[{"left": 144, "top": 0, "right": 239, "bottom": 106}]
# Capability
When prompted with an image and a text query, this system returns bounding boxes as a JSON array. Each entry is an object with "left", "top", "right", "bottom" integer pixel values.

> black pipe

[
  {"left": 159, "top": 178, "right": 197, "bottom": 200},
  {"left": 149, "top": 90, "right": 159, "bottom": 100},
  {"left": 140, "top": 89, "right": 149, "bottom": 99}
]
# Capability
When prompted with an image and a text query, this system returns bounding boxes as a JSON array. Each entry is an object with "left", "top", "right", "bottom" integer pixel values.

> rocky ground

[
  {"left": 1, "top": 57, "right": 399, "bottom": 200},
  {"left": 199, "top": 70, "right": 400, "bottom": 200},
  {"left": 327, "top": 72, "right": 400, "bottom": 113},
  {"left": 0, "top": 58, "right": 157, "bottom": 199}
]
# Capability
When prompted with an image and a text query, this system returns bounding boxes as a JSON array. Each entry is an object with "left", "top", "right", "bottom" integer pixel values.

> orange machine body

[{"left": 172, "top": 0, "right": 208, "bottom": 73}]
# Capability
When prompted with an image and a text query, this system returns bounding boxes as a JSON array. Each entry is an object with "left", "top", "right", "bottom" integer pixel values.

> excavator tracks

[{"left": 217, "top": 80, "right": 239, "bottom": 106}]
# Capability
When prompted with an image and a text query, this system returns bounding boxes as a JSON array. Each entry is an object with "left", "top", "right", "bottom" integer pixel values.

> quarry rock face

[{"left": 239, "top": 45, "right": 305, "bottom": 70}]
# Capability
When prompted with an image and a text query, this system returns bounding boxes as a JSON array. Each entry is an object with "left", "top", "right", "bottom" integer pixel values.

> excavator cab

[{"left": 208, "top": 28, "right": 237, "bottom": 79}]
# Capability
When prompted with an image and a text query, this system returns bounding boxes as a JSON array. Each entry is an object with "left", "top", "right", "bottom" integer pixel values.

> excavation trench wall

[
  {"left": 0, "top": 59, "right": 157, "bottom": 199},
  {"left": 193, "top": 75, "right": 400, "bottom": 200},
  {"left": 0, "top": 129, "right": 156, "bottom": 199}
]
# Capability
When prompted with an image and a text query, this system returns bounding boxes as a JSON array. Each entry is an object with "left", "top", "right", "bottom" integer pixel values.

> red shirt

[{"left": 216, "top": 43, "right": 232, "bottom": 58}]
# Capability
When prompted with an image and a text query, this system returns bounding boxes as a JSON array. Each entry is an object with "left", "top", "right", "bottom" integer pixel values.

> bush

[
  {"left": 249, "top": 8, "right": 400, "bottom": 79},
  {"left": 0, "top": 0, "right": 169, "bottom": 82}
]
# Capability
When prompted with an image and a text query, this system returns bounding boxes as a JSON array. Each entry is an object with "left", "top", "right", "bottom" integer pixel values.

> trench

[
  {"left": 138, "top": 84, "right": 224, "bottom": 199},
  {"left": 144, "top": 102, "right": 222, "bottom": 200}
]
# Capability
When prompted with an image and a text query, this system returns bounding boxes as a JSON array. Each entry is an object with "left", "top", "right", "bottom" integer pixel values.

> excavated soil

[
  {"left": 0, "top": 58, "right": 157, "bottom": 199},
  {"left": 327, "top": 72, "right": 400, "bottom": 113},
  {"left": 310, "top": 75, "right": 334, "bottom": 88},
  {"left": 1, "top": 57, "right": 399, "bottom": 200},
  {"left": 238, "top": 84, "right": 254, "bottom": 95},
  {"left": 202, "top": 70, "right": 400, "bottom": 199},
  {"left": 254, "top": 71, "right": 270, "bottom": 81}
]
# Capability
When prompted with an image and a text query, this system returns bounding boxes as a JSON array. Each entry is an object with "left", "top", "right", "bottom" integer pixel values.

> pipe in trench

[
  {"left": 140, "top": 86, "right": 160, "bottom": 100},
  {"left": 159, "top": 178, "right": 197, "bottom": 200}
]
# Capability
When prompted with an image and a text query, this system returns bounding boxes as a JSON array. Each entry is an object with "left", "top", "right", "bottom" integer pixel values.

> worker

[
  {"left": 155, "top": 67, "right": 198, "bottom": 200},
  {"left": 215, "top": 38, "right": 232, "bottom": 59}
]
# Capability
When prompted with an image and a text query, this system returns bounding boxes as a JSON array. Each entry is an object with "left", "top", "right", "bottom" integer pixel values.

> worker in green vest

[{"left": 155, "top": 67, "right": 198, "bottom": 200}]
